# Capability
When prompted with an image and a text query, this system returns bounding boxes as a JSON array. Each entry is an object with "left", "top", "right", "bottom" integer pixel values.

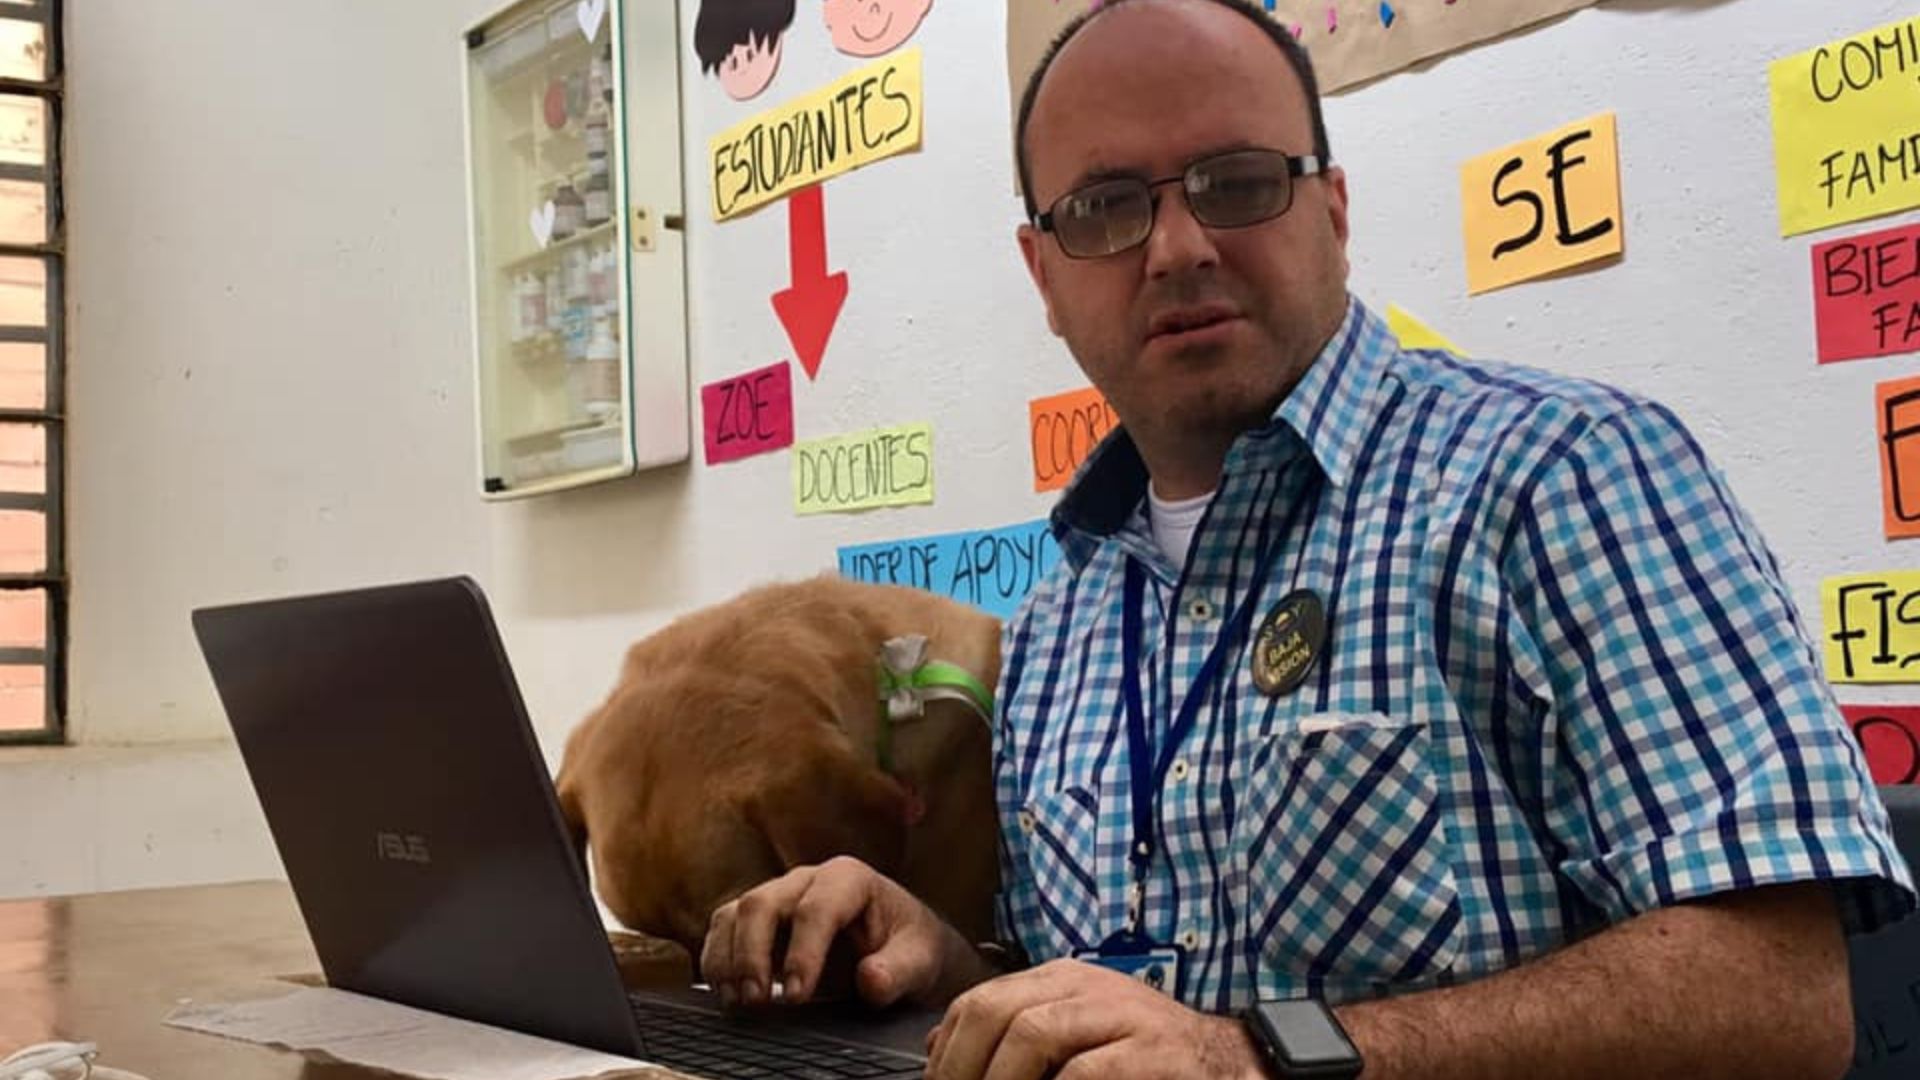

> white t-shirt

[{"left": 1148, "top": 485, "right": 1215, "bottom": 569}]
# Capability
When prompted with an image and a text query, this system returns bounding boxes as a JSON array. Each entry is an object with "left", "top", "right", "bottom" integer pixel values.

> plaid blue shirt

[{"left": 994, "top": 296, "right": 1914, "bottom": 1012}]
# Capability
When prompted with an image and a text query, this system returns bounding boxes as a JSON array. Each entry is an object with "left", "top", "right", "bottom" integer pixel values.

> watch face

[{"left": 1255, "top": 1000, "right": 1362, "bottom": 1074}]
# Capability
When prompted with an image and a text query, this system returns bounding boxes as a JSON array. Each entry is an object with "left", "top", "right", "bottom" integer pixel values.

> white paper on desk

[{"left": 164, "top": 986, "right": 662, "bottom": 1080}]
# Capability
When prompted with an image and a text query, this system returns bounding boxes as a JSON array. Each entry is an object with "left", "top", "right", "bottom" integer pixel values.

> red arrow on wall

[{"left": 771, "top": 185, "right": 849, "bottom": 381}]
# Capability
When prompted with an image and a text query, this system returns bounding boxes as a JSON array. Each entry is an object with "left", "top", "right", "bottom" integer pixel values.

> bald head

[{"left": 1016, "top": 0, "right": 1330, "bottom": 219}]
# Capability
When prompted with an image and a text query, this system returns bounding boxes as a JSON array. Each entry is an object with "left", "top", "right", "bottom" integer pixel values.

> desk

[{"left": 0, "top": 880, "right": 695, "bottom": 1078}]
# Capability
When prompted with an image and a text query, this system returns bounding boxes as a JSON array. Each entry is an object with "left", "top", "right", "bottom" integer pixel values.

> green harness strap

[{"left": 874, "top": 636, "right": 996, "bottom": 775}]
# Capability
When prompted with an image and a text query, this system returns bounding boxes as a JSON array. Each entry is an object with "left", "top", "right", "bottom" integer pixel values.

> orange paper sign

[
  {"left": 1880, "top": 373, "right": 1920, "bottom": 539},
  {"left": 1029, "top": 386, "right": 1120, "bottom": 493},
  {"left": 1460, "top": 113, "right": 1624, "bottom": 295}
]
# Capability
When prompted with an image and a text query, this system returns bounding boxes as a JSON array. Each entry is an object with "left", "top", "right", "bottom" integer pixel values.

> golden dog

[{"left": 556, "top": 577, "right": 1002, "bottom": 963}]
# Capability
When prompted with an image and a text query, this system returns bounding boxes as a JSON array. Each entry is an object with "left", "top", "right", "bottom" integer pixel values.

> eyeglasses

[{"left": 1032, "top": 148, "right": 1326, "bottom": 259}]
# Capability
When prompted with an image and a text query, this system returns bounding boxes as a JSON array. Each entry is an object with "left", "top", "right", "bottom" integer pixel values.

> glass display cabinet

[{"left": 463, "top": 0, "right": 688, "bottom": 499}]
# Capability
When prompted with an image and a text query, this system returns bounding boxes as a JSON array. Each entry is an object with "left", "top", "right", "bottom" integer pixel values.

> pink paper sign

[
  {"left": 701, "top": 361, "right": 794, "bottom": 465},
  {"left": 1812, "top": 221, "right": 1920, "bottom": 364}
]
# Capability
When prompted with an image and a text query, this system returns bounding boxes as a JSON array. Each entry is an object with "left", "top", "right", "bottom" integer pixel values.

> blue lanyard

[{"left": 1117, "top": 548, "right": 1285, "bottom": 931}]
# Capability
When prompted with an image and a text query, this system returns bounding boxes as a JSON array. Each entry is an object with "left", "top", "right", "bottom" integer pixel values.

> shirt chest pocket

[
  {"left": 1018, "top": 785, "right": 1108, "bottom": 953},
  {"left": 1237, "top": 714, "right": 1463, "bottom": 991}
]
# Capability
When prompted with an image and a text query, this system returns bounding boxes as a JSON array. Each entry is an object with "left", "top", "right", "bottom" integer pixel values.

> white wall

[{"left": 6, "top": 0, "right": 1915, "bottom": 896}]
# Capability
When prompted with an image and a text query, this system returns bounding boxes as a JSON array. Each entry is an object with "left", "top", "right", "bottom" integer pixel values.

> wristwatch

[{"left": 1240, "top": 999, "right": 1364, "bottom": 1078}]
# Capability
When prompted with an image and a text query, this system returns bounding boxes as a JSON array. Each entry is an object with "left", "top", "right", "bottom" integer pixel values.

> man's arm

[
  {"left": 1337, "top": 881, "right": 1852, "bottom": 1080},
  {"left": 924, "top": 882, "right": 1854, "bottom": 1080}
]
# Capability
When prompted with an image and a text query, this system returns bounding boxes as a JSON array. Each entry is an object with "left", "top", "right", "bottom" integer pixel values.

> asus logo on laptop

[{"left": 376, "top": 832, "right": 432, "bottom": 864}]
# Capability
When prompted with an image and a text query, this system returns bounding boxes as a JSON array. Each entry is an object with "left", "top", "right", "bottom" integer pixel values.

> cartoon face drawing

[
  {"left": 718, "top": 33, "right": 784, "bottom": 99},
  {"left": 695, "top": 0, "right": 795, "bottom": 101},
  {"left": 822, "top": 0, "right": 932, "bottom": 57}
]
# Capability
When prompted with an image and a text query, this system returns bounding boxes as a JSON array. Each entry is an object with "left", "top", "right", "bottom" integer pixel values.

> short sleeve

[{"left": 1502, "top": 400, "right": 1914, "bottom": 932}]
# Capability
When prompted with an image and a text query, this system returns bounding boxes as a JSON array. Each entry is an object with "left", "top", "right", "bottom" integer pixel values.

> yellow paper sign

[
  {"left": 793, "top": 422, "right": 934, "bottom": 515},
  {"left": 1769, "top": 17, "right": 1920, "bottom": 237},
  {"left": 1385, "top": 305, "right": 1464, "bottom": 355},
  {"left": 1822, "top": 570, "right": 1920, "bottom": 682},
  {"left": 1460, "top": 113, "right": 1624, "bottom": 295},
  {"left": 710, "top": 49, "right": 924, "bottom": 222}
]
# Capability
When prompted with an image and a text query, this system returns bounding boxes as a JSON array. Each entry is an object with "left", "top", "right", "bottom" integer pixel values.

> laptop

[{"left": 193, "top": 576, "right": 937, "bottom": 1078}]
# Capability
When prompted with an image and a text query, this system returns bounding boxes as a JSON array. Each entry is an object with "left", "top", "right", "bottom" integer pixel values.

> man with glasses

[{"left": 701, "top": 1, "right": 1913, "bottom": 1076}]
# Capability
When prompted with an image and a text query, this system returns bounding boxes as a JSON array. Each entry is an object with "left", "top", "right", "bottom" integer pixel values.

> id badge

[{"left": 1073, "top": 930, "right": 1186, "bottom": 998}]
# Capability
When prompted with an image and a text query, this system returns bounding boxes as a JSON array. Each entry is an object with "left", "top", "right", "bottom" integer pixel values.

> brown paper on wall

[{"left": 1007, "top": 0, "right": 1600, "bottom": 189}]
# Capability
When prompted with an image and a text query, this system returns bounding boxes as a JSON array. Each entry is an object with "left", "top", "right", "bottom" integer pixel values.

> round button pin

[{"left": 1249, "top": 589, "right": 1327, "bottom": 697}]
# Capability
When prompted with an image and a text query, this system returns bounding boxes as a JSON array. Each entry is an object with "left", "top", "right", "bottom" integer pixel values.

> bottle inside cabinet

[{"left": 466, "top": 0, "right": 631, "bottom": 495}]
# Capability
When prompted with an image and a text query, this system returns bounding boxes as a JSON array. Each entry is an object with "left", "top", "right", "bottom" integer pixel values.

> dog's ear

[{"left": 742, "top": 744, "right": 912, "bottom": 878}]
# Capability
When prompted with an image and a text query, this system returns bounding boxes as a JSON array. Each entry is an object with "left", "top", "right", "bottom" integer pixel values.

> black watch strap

[{"left": 1240, "top": 999, "right": 1363, "bottom": 1079}]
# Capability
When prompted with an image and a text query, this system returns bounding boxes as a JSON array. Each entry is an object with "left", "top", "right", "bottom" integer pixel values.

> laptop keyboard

[{"left": 630, "top": 996, "right": 926, "bottom": 1080}]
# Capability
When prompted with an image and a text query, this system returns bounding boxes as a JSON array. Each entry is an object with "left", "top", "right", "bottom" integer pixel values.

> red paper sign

[
  {"left": 701, "top": 361, "right": 794, "bottom": 465},
  {"left": 1841, "top": 704, "right": 1920, "bottom": 785},
  {"left": 1812, "top": 221, "right": 1920, "bottom": 364}
]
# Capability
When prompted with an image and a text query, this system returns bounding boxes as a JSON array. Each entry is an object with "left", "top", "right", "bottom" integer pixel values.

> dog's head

[
  {"left": 556, "top": 668, "right": 920, "bottom": 957},
  {"left": 553, "top": 578, "right": 1002, "bottom": 960}
]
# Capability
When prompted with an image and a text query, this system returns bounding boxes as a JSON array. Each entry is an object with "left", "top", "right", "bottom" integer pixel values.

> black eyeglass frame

[{"left": 1031, "top": 149, "right": 1328, "bottom": 259}]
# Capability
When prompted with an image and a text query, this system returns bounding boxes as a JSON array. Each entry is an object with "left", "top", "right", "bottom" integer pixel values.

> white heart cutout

[
  {"left": 529, "top": 200, "right": 556, "bottom": 248},
  {"left": 576, "top": 0, "right": 607, "bottom": 43}
]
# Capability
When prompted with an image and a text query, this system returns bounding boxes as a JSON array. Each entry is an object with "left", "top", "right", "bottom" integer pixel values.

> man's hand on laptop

[
  {"left": 701, "top": 856, "right": 998, "bottom": 1010},
  {"left": 923, "top": 960, "right": 1261, "bottom": 1080}
]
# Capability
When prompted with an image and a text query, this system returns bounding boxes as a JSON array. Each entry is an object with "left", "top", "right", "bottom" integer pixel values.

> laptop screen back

[{"left": 193, "top": 577, "right": 642, "bottom": 1056}]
